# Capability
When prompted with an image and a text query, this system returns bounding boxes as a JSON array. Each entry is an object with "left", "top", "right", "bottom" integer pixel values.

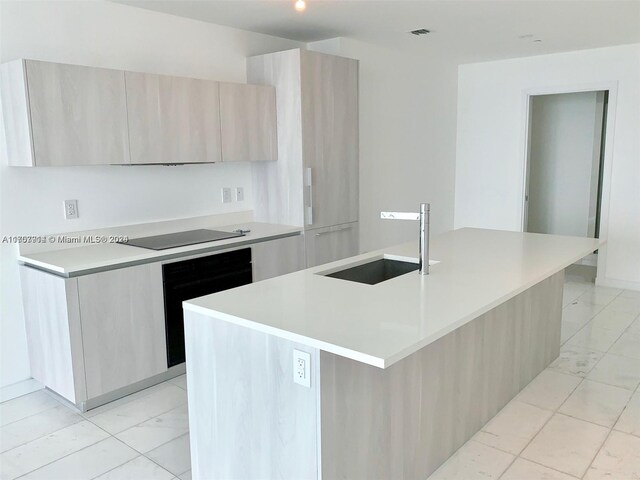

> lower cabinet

[
  {"left": 304, "top": 222, "right": 359, "bottom": 268},
  {"left": 20, "top": 263, "right": 167, "bottom": 406},
  {"left": 19, "top": 233, "right": 305, "bottom": 409},
  {"left": 252, "top": 234, "right": 305, "bottom": 282},
  {"left": 77, "top": 263, "right": 167, "bottom": 399}
]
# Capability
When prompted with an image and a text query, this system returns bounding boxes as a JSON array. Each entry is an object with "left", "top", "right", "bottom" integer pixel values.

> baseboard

[
  {"left": 596, "top": 276, "right": 640, "bottom": 292},
  {"left": 0, "top": 378, "right": 44, "bottom": 403}
]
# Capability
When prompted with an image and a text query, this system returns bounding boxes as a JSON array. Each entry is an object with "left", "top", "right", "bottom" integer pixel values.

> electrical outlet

[
  {"left": 64, "top": 200, "right": 79, "bottom": 219},
  {"left": 235, "top": 187, "right": 244, "bottom": 202},
  {"left": 221, "top": 187, "right": 232, "bottom": 203},
  {"left": 293, "top": 349, "right": 311, "bottom": 388}
]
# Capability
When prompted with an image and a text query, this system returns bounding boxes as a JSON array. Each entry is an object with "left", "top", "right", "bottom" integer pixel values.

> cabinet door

[
  {"left": 25, "top": 60, "right": 129, "bottom": 166},
  {"left": 125, "top": 72, "right": 222, "bottom": 164},
  {"left": 305, "top": 222, "right": 359, "bottom": 268},
  {"left": 77, "top": 263, "right": 167, "bottom": 399},
  {"left": 252, "top": 235, "right": 305, "bottom": 282},
  {"left": 219, "top": 83, "right": 278, "bottom": 162},
  {"left": 301, "top": 51, "right": 358, "bottom": 228}
]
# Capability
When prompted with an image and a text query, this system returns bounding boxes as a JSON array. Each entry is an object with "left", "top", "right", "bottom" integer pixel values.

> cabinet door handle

[
  {"left": 315, "top": 225, "right": 353, "bottom": 236},
  {"left": 305, "top": 167, "right": 313, "bottom": 226}
]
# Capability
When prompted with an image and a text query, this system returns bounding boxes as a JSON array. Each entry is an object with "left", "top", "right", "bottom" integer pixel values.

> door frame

[{"left": 519, "top": 81, "right": 619, "bottom": 276}]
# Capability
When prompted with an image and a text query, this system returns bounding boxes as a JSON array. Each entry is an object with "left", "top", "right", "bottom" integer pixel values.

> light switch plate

[
  {"left": 64, "top": 200, "right": 79, "bottom": 219},
  {"left": 293, "top": 349, "right": 311, "bottom": 388},
  {"left": 221, "top": 188, "right": 232, "bottom": 203}
]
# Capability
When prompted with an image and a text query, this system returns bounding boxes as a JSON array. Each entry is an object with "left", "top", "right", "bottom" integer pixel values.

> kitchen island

[{"left": 183, "top": 228, "right": 600, "bottom": 479}]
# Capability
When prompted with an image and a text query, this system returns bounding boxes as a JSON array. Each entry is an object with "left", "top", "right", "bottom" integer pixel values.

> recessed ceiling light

[
  {"left": 294, "top": 0, "right": 306, "bottom": 12},
  {"left": 410, "top": 29, "right": 431, "bottom": 36}
]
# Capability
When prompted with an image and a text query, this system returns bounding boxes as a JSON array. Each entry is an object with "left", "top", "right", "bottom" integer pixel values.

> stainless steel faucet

[{"left": 380, "top": 203, "right": 431, "bottom": 275}]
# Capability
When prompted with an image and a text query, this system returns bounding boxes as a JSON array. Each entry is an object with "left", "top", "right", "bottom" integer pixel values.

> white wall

[
  {"left": 455, "top": 44, "right": 640, "bottom": 290},
  {"left": 309, "top": 38, "right": 458, "bottom": 253},
  {"left": 0, "top": 0, "right": 302, "bottom": 387},
  {"left": 527, "top": 92, "right": 602, "bottom": 237}
]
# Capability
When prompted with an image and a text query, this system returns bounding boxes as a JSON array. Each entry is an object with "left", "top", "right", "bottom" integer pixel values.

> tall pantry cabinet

[{"left": 248, "top": 49, "right": 359, "bottom": 267}]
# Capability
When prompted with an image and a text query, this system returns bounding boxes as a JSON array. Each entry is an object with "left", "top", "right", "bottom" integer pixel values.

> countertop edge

[
  {"left": 183, "top": 302, "right": 387, "bottom": 368},
  {"left": 18, "top": 225, "right": 303, "bottom": 277}
]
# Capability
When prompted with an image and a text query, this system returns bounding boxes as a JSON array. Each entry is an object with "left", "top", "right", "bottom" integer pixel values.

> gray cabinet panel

[
  {"left": 0, "top": 60, "right": 34, "bottom": 166},
  {"left": 20, "top": 266, "right": 86, "bottom": 404},
  {"left": 301, "top": 51, "right": 359, "bottom": 228},
  {"left": 248, "top": 50, "right": 305, "bottom": 226},
  {"left": 252, "top": 235, "right": 305, "bottom": 282},
  {"left": 77, "top": 263, "right": 167, "bottom": 398},
  {"left": 125, "top": 72, "right": 222, "bottom": 164},
  {"left": 26, "top": 60, "right": 129, "bottom": 166},
  {"left": 220, "top": 82, "right": 278, "bottom": 162},
  {"left": 305, "top": 222, "right": 359, "bottom": 268}
]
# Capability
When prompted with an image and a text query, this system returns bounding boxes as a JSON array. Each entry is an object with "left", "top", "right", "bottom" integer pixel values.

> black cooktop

[{"left": 119, "top": 229, "right": 245, "bottom": 251}]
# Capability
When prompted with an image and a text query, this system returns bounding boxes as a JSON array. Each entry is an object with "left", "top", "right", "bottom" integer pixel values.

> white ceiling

[{"left": 113, "top": 0, "right": 640, "bottom": 63}]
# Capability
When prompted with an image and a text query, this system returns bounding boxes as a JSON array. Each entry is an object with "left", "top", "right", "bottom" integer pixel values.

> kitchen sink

[{"left": 323, "top": 258, "right": 420, "bottom": 285}]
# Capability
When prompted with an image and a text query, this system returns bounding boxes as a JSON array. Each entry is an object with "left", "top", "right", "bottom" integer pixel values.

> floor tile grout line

[
  {"left": 0, "top": 401, "right": 66, "bottom": 430},
  {"left": 140, "top": 433, "right": 191, "bottom": 478},
  {"left": 82, "top": 397, "right": 189, "bottom": 435},
  {"left": 0, "top": 412, "right": 85, "bottom": 455},
  {"left": 87, "top": 453, "right": 174, "bottom": 480},
  {"left": 523, "top": 320, "right": 637, "bottom": 479},
  {"left": 578, "top": 409, "right": 628, "bottom": 479},
  {"left": 80, "top": 383, "right": 185, "bottom": 421},
  {"left": 1, "top": 389, "right": 189, "bottom": 479},
  {"left": 496, "top": 372, "right": 586, "bottom": 479},
  {"left": 10, "top": 427, "right": 123, "bottom": 480}
]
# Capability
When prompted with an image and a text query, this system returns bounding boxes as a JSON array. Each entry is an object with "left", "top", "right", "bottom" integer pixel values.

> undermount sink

[{"left": 323, "top": 258, "right": 420, "bottom": 285}]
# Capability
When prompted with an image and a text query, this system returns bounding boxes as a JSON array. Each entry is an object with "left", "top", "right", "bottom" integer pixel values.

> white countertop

[
  {"left": 185, "top": 228, "right": 600, "bottom": 369},
  {"left": 18, "top": 222, "right": 302, "bottom": 276}
]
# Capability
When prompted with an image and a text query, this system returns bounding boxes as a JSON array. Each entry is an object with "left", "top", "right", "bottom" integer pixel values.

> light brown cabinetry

[
  {"left": 304, "top": 222, "right": 359, "bottom": 268},
  {"left": 249, "top": 49, "right": 359, "bottom": 267},
  {"left": 220, "top": 82, "right": 278, "bottom": 162},
  {"left": 1, "top": 59, "right": 278, "bottom": 166},
  {"left": 20, "top": 262, "right": 167, "bottom": 408},
  {"left": 77, "top": 263, "right": 167, "bottom": 398},
  {"left": 125, "top": 72, "right": 222, "bottom": 164},
  {"left": 252, "top": 235, "right": 305, "bottom": 281},
  {"left": 1, "top": 59, "right": 129, "bottom": 166},
  {"left": 19, "top": 234, "right": 302, "bottom": 409},
  {"left": 301, "top": 52, "right": 359, "bottom": 229}
]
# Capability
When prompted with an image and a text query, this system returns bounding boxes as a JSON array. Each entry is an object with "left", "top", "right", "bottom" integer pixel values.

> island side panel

[
  {"left": 184, "top": 311, "right": 320, "bottom": 480},
  {"left": 320, "top": 271, "right": 564, "bottom": 480}
]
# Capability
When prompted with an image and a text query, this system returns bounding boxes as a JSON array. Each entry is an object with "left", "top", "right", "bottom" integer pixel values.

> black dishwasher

[{"left": 163, "top": 248, "right": 252, "bottom": 368}]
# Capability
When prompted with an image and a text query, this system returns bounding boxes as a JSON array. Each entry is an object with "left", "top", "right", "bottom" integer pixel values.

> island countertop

[{"left": 184, "top": 228, "right": 600, "bottom": 368}]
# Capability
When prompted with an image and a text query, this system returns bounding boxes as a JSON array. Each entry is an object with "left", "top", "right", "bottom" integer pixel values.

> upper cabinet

[
  {"left": 125, "top": 72, "right": 222, "bottom": 164},
  {"left": 219, "top": 82, "right": 278, "bottom": 162},
  {"left": 0, "top": 59, "right": 278, "bottom": 166},
  {"left": 1, "top": 59, "right": 130, "bottom": 166}
]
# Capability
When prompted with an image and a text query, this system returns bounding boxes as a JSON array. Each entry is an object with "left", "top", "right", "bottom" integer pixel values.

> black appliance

[
  {"left": 163, "top": 248, "right": 252, "bottom": 367},
  {"left": 120, "top": 229, "right": 244, "bottom": 251}
]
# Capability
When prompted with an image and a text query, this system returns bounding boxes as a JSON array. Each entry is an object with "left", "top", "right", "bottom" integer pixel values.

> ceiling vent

[{"left": 410, "top": 29, "right": 430, "bottom": 36}]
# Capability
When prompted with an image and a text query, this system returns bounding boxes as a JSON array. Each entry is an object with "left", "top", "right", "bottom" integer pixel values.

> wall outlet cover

[
  {"left": 235, "top": 187, "right": 244, "bottom": 202},
  {"left": 293, "top": 349, "right": 311, "bottom": 388},
  {"left": 64, "top": 199, "right": 79, "bottom": 219}
]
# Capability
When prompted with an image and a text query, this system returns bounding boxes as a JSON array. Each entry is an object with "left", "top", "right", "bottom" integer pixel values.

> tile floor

[
  {"left": 1, "top": 270, "right": 639, "bottom": 480},
  {"left": 0, "top": 377, "right": 190, "bottom": 480},
  {"left": 429, "top": 271, "right": 640, "bottom": 480}
]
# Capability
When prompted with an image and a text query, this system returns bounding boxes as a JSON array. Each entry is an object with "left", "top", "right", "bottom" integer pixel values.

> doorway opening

[{"left": 523, "top": 90, "right": 609, "bottom": 270}]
